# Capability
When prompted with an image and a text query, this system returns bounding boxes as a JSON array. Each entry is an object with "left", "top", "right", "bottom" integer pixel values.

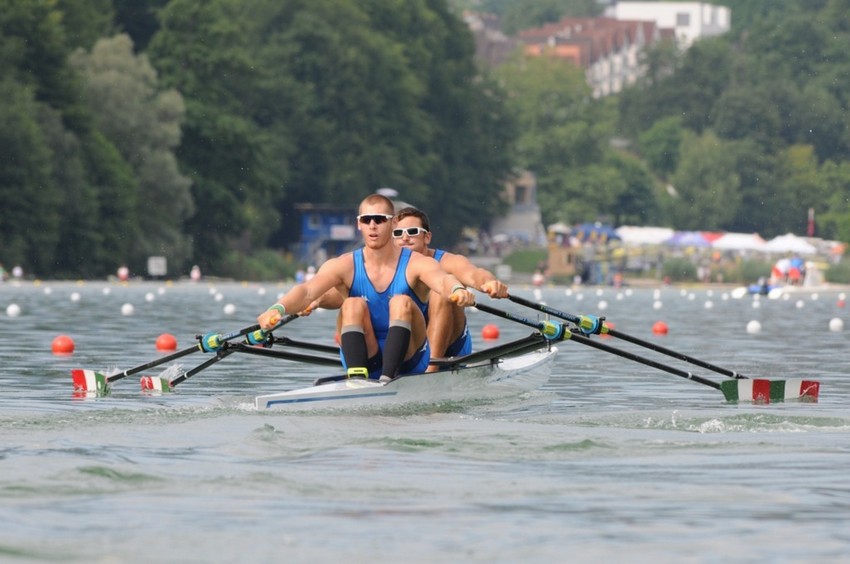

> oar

[
  {"left": 72, "top": 314, "right": 298, "bottom": 395},
  {"left": 474, "top": 301, "right": 819, "bottom": 403},
  {"left": 138, "top": 315, "right": 304, "bottom": 392},
  {"left": 506, "top": 294, "right": 820, "bottom": 402},
  {"left": 141, "top": 348, "right": 239, "bottom": 392},
  {"left": 509, "top": 293, "right": 750, "bottom": 378}
]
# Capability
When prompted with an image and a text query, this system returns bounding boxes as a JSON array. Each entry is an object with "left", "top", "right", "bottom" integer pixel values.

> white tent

[
  {"left": 615, "top": 225, "right": 675, "bottom": 246},
  {"left": 711, "top": 232, "right": 766, "bottom": 251},
  {"left": 763, "top": 233, "right": 817, "bottom": 255}
]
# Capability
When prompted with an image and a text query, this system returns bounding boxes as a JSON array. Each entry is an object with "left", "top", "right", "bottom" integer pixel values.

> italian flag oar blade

[
  {"left": 71, "top": 369, "right": 110, "bottom": 396},
  {"left": 720, "top": 378, "right": 820, "bottom": 403}
]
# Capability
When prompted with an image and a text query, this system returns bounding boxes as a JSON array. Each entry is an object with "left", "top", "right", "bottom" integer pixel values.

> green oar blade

[{"left": 720, "top": 378, "right": 820, "bottom": 403}]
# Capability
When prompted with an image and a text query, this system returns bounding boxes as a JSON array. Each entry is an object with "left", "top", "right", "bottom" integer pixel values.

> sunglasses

[
  {"left": 357, "top": 214, "right": 394, "bottom": 225},
  {"left": 392, "top": 227, "right": 429, "bottom": 238}
]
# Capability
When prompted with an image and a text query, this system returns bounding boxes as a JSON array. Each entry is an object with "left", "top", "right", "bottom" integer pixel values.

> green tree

[
  {"left": 0, "top": 79, "right": 61, "bottom": 272},
  {"left": 70, "top": 34, "right": 193, "bottom": 273},
  {"left": 669, "top": 131, "right": 741, "bottom": 230},
  {"left": 637, "top": 116, "right": 682, "bottom": 178}
]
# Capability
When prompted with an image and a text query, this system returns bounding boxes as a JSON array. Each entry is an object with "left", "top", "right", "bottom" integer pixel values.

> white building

[{"left": 606, "top": 2, "right": 730, "bottom": 48}]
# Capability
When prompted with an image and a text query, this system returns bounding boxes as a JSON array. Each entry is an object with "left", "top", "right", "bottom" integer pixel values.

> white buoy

[
  {"left": 575, "top": 293, "right": 584, "bottom": 301},
  {"left": 704, "top": 301, "right": 713, "bottom": 309},
  {"left": 811, "top": 293, "right": 819, "bottom": 301},
  {"left": 223, "top": 303, "right": 236, "bottom": 315},
  {"left": 721, "top": 292, "right": 729, "bottom": 301},
  {"left": 43, "top": 287, "right": 52, "bottom": 295},
  {"left": 625, "top": 288, "right": 633, "bottom": 297},
  {"left": 653, "top": 300, "right": 663, "bottom": 310},
  {"left": 829, "top": 318, "right": 844, "bottom": 332},
  {"left": 121, "top": 303, "right": 135, "bottom": 316},
  {"left": 70, "top": 292, "right": 81, "bottom": 302},
  {"left": 746, "top": 320, "right": 762, "bottom": 334},
  {"left": 687, "top": 292, "right": 696, "bottom": 301},
  {"left": 795, "top": 300, "right": 805, "bottom": 309},
  {"left": 840, "top": 292, "right": 847, "bottom": 301},
  {"left": 653, "top": 289, "right": 661, "bottom": 300},
  {"left": 616, "top": 292, "right": 624, "bottom": 301},
  {"left": 533, "top": 288, "right": 543, "bottom": 301},
  {"left": 6, "top": 304, "right": 21, "bottom": 317},
  {"left": 157, "top": 286, "right": 166, "bottom": 295},
  {"left": 258, "top": 287, "right": 267, "bottom": 296},
  {"left": 752, "top": 300, "right": 760, "bottom": 309},
  {"left": 145, "top": 292, "right": 155, "bottom": 302},
  {"left": 214, "top": 292, "right": 224, "bottom": 302},
  {"left": 596, "top": 289, "right": 604, "bottom": 296},
  {"left": 598, "top": 300, "right": 608, "bottom": 311},
  {"left": 102, "top": 287, "right": 111, "bottom": 295}
]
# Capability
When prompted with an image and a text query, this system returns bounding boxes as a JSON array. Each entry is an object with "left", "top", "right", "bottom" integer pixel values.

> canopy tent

[
  {"left": 711, "top": 232, "right": 766, "bottom": 251},
  {"left": 615, "top": 226, "right": 675, "bottom": 246},
  {"left": 763, "top": 233, "right": 817, "bottom": 255},
  {"left": 571, "top": 222, "right": 621, "bottom": 243},
  {"left": 663, "top": 231, "right": 710, "bottom": 248}
]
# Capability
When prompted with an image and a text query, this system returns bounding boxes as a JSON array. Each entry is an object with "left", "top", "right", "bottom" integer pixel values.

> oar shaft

[
  {"left": 607, "top": 328, "right": 743, "bottom": 379},
  {"left": 106, "top": 345, "right": 201, "bottom": 383},
  {"left": 568, "top": 331, "right": 721, "bottom": 390},
  {"left": 474, "top": 301, "right": 721, "bottom": 391},
  {"left": 170, "top": 349, "right": 237, "bottom": 387},
  {"left": 509, "top": 294, "right": 745, "bottom": 380}
]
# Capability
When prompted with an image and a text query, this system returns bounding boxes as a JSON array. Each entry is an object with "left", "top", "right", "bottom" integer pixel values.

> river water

[{"left": 1, "top": 280, "right": 849, "bottom": 563}]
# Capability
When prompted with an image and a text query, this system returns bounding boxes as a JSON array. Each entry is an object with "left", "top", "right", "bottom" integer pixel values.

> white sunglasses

[{"left": 392, "top": 227, "right": 429, "bottom": 238}]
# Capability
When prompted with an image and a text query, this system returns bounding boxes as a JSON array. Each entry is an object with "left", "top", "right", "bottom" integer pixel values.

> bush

[
  {"left": 661, "top": 257, "right": 696, "bottom": 282},
  {"left": 825, "top": 261, "right": 850, "bottom": 284},
  {"left": 219, "top": 249, "right": 298, "bottom": 281},
  {"left": 501, "top": 249, "right": 548, "bottom": 273}
]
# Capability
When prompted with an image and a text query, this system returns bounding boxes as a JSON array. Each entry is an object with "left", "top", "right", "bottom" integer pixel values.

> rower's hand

[
  {"left": 258, "top": 304, "right": 285, "bottom": 330},
  {"left": 449, "top": 287, "right": 475, "bottom": 307},
  {"left": 480, "top": 279, "right": 508, "bottom": 299}
]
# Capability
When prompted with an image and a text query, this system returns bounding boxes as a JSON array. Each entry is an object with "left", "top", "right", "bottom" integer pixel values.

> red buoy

[
  {"left": 52, "top": 335, "right": 75, "bottom": 355},
  {"left": 481, "top": 324, "right": 500, "bottom": 340},
  {"left": 155, "top": 333, "right": 178, "bottom": 351},
  {"left": 652, "top": 321, "right": 669, "bottom": 335}
]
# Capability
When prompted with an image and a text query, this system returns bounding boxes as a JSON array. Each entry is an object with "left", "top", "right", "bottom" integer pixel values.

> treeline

[
  {"left": 3, "top": 0, "right": 850, "bottom": 279},
  {"left": 1, "top": 0, "right": 513, "bottom": 279}
]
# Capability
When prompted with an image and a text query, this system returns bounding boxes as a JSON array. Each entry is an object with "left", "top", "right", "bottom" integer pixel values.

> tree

[
  {"left": 69, "top": 34, "right": 193, "bottom": 272},
  {"left": 0, "top": 79, "right": 61, "bottom": 272},
  {"left": 669, "top": 131, "right": 741, "bottom": 230}
]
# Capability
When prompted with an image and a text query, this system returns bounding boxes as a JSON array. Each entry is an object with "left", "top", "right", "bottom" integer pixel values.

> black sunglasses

[
  {"left": 392, "top": 227, "right": 429, "bottom": 238},
  {"left": 357, "top": 214, "right": 394, "bottom": 225}
]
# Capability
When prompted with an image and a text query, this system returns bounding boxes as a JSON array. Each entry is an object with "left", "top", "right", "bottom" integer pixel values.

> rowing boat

[{"left": 255, "top": 339, "right": 557, "bottom": 410}]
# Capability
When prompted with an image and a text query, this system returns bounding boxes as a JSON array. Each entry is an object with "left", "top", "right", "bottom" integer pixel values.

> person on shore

[
  {"left": 257, "top": 194, "right": 474, "bottom": 381},
  {"left": 393, "top": 207, "right": 508, "bottom": 369}
]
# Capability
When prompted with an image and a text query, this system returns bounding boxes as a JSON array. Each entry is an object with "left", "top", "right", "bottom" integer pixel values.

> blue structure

[{"left": 293, "top": 203, "right": 359, "bottom": 265}]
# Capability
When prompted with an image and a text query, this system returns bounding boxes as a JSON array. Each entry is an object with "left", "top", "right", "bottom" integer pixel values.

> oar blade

[
  {"left": 720, "top": 378, "right": 820, "bottom": 403},
  {"left": 139, "top": 375, "right": 173, "bottom": 393},
  {"left": 71, "top": 369, "right": 109, "bottom": 396}
]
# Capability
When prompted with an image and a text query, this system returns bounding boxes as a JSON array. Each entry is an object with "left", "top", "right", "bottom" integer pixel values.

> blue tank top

[
  {"left": 349, "top": 247, "right": 428, "bottom": 346},
  {"left": 431, "top": 248, "right": 472, "bottom": 358}
]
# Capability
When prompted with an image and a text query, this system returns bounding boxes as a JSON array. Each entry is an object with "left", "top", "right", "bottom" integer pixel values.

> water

[{"left": 2, "top": 281, "right": 849, "bottom": 563}]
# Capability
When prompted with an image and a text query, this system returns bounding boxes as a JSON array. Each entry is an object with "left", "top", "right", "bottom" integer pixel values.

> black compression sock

[
  {"left": 340, "top": 325, "right": 368, "bottom": 371},
  {"left": 381, "top": 321, "right": 411, "bottom": 379}
]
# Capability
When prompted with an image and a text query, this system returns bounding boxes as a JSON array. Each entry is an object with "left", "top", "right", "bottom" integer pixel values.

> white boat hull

[{"left": 255, "top": 346, "right": 557, "bottom": 410}]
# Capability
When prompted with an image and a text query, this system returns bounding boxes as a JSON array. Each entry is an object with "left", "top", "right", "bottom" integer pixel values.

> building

[
  {"left": 606, "top": 2, "right": 731, "bottom": 49},
  {"left": 519, "top": 16, "right": 669, "bottom": 97},
  {"left": 508, "top": 2, "right": 730, "bottom": 97}
]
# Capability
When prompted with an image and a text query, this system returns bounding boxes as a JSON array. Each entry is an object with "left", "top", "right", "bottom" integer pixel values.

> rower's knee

[
  {"left": 388, "top": 294, "right": 417, "bottom": 318},
  {"left": 340, "top": 297, "right": 369, "bottom": 323}
]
